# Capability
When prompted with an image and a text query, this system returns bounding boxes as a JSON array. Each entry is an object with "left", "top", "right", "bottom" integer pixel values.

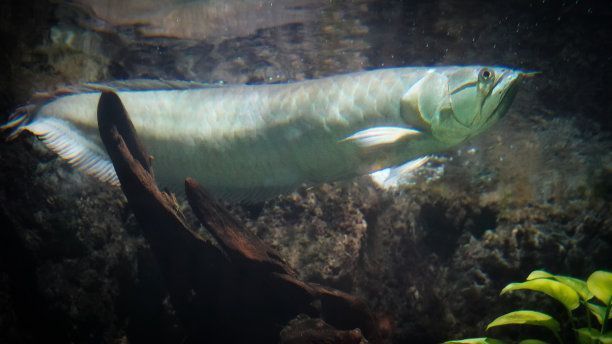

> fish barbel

[{"left": 2, "top": 66, "right": 524, "bottom": 201}]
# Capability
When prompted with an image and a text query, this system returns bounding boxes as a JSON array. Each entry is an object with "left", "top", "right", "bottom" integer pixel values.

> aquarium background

[{"left": 0, "top": 0, "right": 610, "bottom": 343}]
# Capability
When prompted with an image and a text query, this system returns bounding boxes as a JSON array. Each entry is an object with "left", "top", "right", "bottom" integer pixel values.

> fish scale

[{"left": 2, "top": 66, "right": 524, "bottom": 201}]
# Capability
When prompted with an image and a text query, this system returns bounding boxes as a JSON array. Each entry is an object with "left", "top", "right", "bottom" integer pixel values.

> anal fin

[{"left": 23, "top": 116, "right": 119, "bottom": 186}]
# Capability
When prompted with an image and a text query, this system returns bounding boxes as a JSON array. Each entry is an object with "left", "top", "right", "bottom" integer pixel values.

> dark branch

[{"left": 96, "top": 90, "right": 378, "bottom": 343}]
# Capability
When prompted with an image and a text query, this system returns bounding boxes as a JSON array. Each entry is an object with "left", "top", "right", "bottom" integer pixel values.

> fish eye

[{"left": 479, "top": 68, "right": 494, "bottom": 82}]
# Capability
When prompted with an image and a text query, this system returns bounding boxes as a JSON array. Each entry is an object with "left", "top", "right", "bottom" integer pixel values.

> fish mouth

[
  {"left": 449, "top": 68, "right": 525, "bottom": 130},
  {"left": 484, "top": 70, "right": 523, "bottom": 124}
]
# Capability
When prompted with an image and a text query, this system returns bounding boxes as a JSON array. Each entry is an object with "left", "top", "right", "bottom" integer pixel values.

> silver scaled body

[{"left": 4, "top": 66, "right": 524, "bottom": 201}]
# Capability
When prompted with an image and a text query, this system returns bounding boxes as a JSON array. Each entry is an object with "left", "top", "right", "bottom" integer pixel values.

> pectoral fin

[{"left": 341, "top": 126, "right": 421, "bottom": 148}]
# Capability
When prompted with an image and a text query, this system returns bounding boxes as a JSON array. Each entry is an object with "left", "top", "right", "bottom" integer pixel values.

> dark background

[{"left": 0, "top": 1, "right": 610, "bottom": 343}]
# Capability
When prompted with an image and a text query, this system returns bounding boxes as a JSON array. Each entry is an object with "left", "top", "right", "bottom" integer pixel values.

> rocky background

[{"left": 1, "top": 0, "right": 611, "bottom": 343}]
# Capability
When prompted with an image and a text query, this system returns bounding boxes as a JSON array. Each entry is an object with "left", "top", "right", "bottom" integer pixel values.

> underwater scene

[{"left": 0, "top": 0, "right": 611, "bottom": 343}]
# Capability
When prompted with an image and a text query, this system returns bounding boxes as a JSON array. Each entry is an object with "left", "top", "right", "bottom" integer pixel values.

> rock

[{"left": 280, "top": 315, "right": 367, "bottom": 344}]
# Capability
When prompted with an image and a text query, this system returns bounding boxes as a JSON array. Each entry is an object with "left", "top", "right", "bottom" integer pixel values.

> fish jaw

[
  {"left": 481, "top": 68, "right": 523, "bottom": 127},
  {"left": 426, "top": 66, "right": 524, "bottom": 145}
]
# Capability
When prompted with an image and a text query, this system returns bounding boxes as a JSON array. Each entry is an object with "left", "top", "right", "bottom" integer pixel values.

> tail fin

[{"left": 1, "top": 105, "right": 35, "bottom": 140}]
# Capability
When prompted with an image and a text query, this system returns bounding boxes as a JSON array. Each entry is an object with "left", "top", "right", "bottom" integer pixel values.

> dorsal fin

[
  {"left": 81, "top": 79, "right": 227, "bottom": 92},
  {"left": 4, "top": 79, "right": 229, "bottom": 135},
  {"left": 35, "top": 79, "right": 227, "bottom": 99}
]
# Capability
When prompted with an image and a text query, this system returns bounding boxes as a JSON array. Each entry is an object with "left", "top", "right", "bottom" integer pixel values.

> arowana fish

[{"left": 2, "top": 66, "right": 525, "bottom": 201}]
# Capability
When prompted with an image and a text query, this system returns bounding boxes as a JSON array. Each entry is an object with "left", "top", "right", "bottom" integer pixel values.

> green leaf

[
  {"left": 600, "top": 332, "right": 612, "bottom": 344},
  {"left": 486, "top": 310, "right": 560, "bottom": 334},
  {"left": 577, "top": 327, "right": 600, "bottom": 344},
  {"left": 527, "top": 270, "right": 555, "bottom": 280},
  {"left": 518, "top": 339, "right": 549, "bottom": 344},
  {"left": 526, "top": 270, "right": 593, "bottom": 301},
  {"left": 576, "top": 328, "right": 612, "bottom": 344},
  {"left": 587, "top": 271, "right": 612, "bottom": 305},
  {"left": 443, "top": 338, "right": 505, "bottom": 344},
  {"left": 587, "top": 301, "right": 612, "bottom": 325},
  {"left": 501, "top": 279, "right": 580, "bottom": 310},
  {"left": 554, "top": 275, "right": 593, "bottom": 301}
]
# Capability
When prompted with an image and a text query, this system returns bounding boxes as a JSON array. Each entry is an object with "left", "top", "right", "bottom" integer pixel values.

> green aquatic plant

[{"left": 444, "top": 270, "right": 612, "bottom": 344}]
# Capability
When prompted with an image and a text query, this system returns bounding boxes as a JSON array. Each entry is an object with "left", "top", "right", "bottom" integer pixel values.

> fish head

[{"left": 401, "top": 66, "right": 524, "bottom": 145}]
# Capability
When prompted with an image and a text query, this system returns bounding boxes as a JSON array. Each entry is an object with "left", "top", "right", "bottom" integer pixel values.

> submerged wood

[{"left": 97, "top": 91, "right": 377, "bottom": 343}]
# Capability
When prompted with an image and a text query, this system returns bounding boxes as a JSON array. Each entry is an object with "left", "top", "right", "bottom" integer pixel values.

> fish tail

[
  {"left": 1, "top": 105, "right": 36, "bottom": 140},
  {"left": 1, "top": 84, "right": 98, "bottom": 142},
  {"left": 1, "top": 85, "right": 109, "bottom": 140}
]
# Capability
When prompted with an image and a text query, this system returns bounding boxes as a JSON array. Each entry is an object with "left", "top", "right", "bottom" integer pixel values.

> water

[{"left": 0, "top": 1, "right": 610, "bottom": 343}]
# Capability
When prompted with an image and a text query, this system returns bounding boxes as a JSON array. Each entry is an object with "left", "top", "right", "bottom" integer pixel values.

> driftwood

[{"left": 96, "top": 91, "right": 377, "bottom": 343}]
